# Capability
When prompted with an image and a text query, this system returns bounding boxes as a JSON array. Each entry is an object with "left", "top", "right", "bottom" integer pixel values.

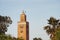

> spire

[{"left": 20, "top": 11, "right": 26, "bottom": 22}]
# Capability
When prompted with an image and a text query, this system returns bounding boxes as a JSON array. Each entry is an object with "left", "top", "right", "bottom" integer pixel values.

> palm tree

[
  {"left": 55, "top": 23, "right": 60, "bottom": 40},
  {"left": 44, "top": 17, "right": 59, "bottom": 40}
]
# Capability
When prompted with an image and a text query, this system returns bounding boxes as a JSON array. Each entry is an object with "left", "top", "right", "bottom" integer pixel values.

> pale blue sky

[{"left": 0, "top": 0, "right": 60, "bottom": 40}]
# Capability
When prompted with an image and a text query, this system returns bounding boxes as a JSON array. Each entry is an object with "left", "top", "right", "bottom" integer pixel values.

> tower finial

[
  {"left": 22, "top": 10, "right": 26, "bottom": 14},
  {"left": 22, "top": 10, "right": 24, "bottom": 13}
]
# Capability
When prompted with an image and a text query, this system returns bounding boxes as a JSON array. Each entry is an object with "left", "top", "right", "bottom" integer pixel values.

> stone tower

[{"left": 18, "top": 11, "right": 29, "bottom": 40}]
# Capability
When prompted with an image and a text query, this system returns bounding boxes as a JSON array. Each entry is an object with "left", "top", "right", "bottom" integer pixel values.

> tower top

[
  {"left": 20, "top": 11, "right": 26, "bottom": 22},
  {"left": 21, "top": 11, "right": 26, "bottom": 15},
  {"left": 21, "top": 11, "right": 26, "bottom": 17}
]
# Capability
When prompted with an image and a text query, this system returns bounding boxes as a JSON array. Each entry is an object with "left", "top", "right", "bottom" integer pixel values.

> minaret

[{"left": 18, "top": 11, "right": 29, "bottom": 40}]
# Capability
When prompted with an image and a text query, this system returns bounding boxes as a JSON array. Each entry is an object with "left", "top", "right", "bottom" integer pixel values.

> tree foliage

[
  {"left": 44, "top": 17, "right": 60, "bottom": 40},
  {"left": 0, "top": 15, "right": 12, "bottom": 34},
  {"left": 0, "top": 15, "right": 18, "bottom": 40},
  {"left": 33, "top": 38, "right": 42, "bottom": 40},
  {"left": 0, "top": 34, "right": 17, "bottom": 40}
]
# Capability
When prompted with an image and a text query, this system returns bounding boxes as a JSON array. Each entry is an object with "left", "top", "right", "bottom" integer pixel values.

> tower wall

[{"left": 18, "top": 12, "right": 29, "bottom": 40}]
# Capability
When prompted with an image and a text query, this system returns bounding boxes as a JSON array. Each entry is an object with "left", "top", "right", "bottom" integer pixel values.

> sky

[{"left": 0, "top": 0, "right": 60, "bottom": 40}]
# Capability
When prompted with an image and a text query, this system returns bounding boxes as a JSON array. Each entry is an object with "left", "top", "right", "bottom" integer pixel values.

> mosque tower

[{"left": 18, "top": 11, "right": 29, "bottom": 40}]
